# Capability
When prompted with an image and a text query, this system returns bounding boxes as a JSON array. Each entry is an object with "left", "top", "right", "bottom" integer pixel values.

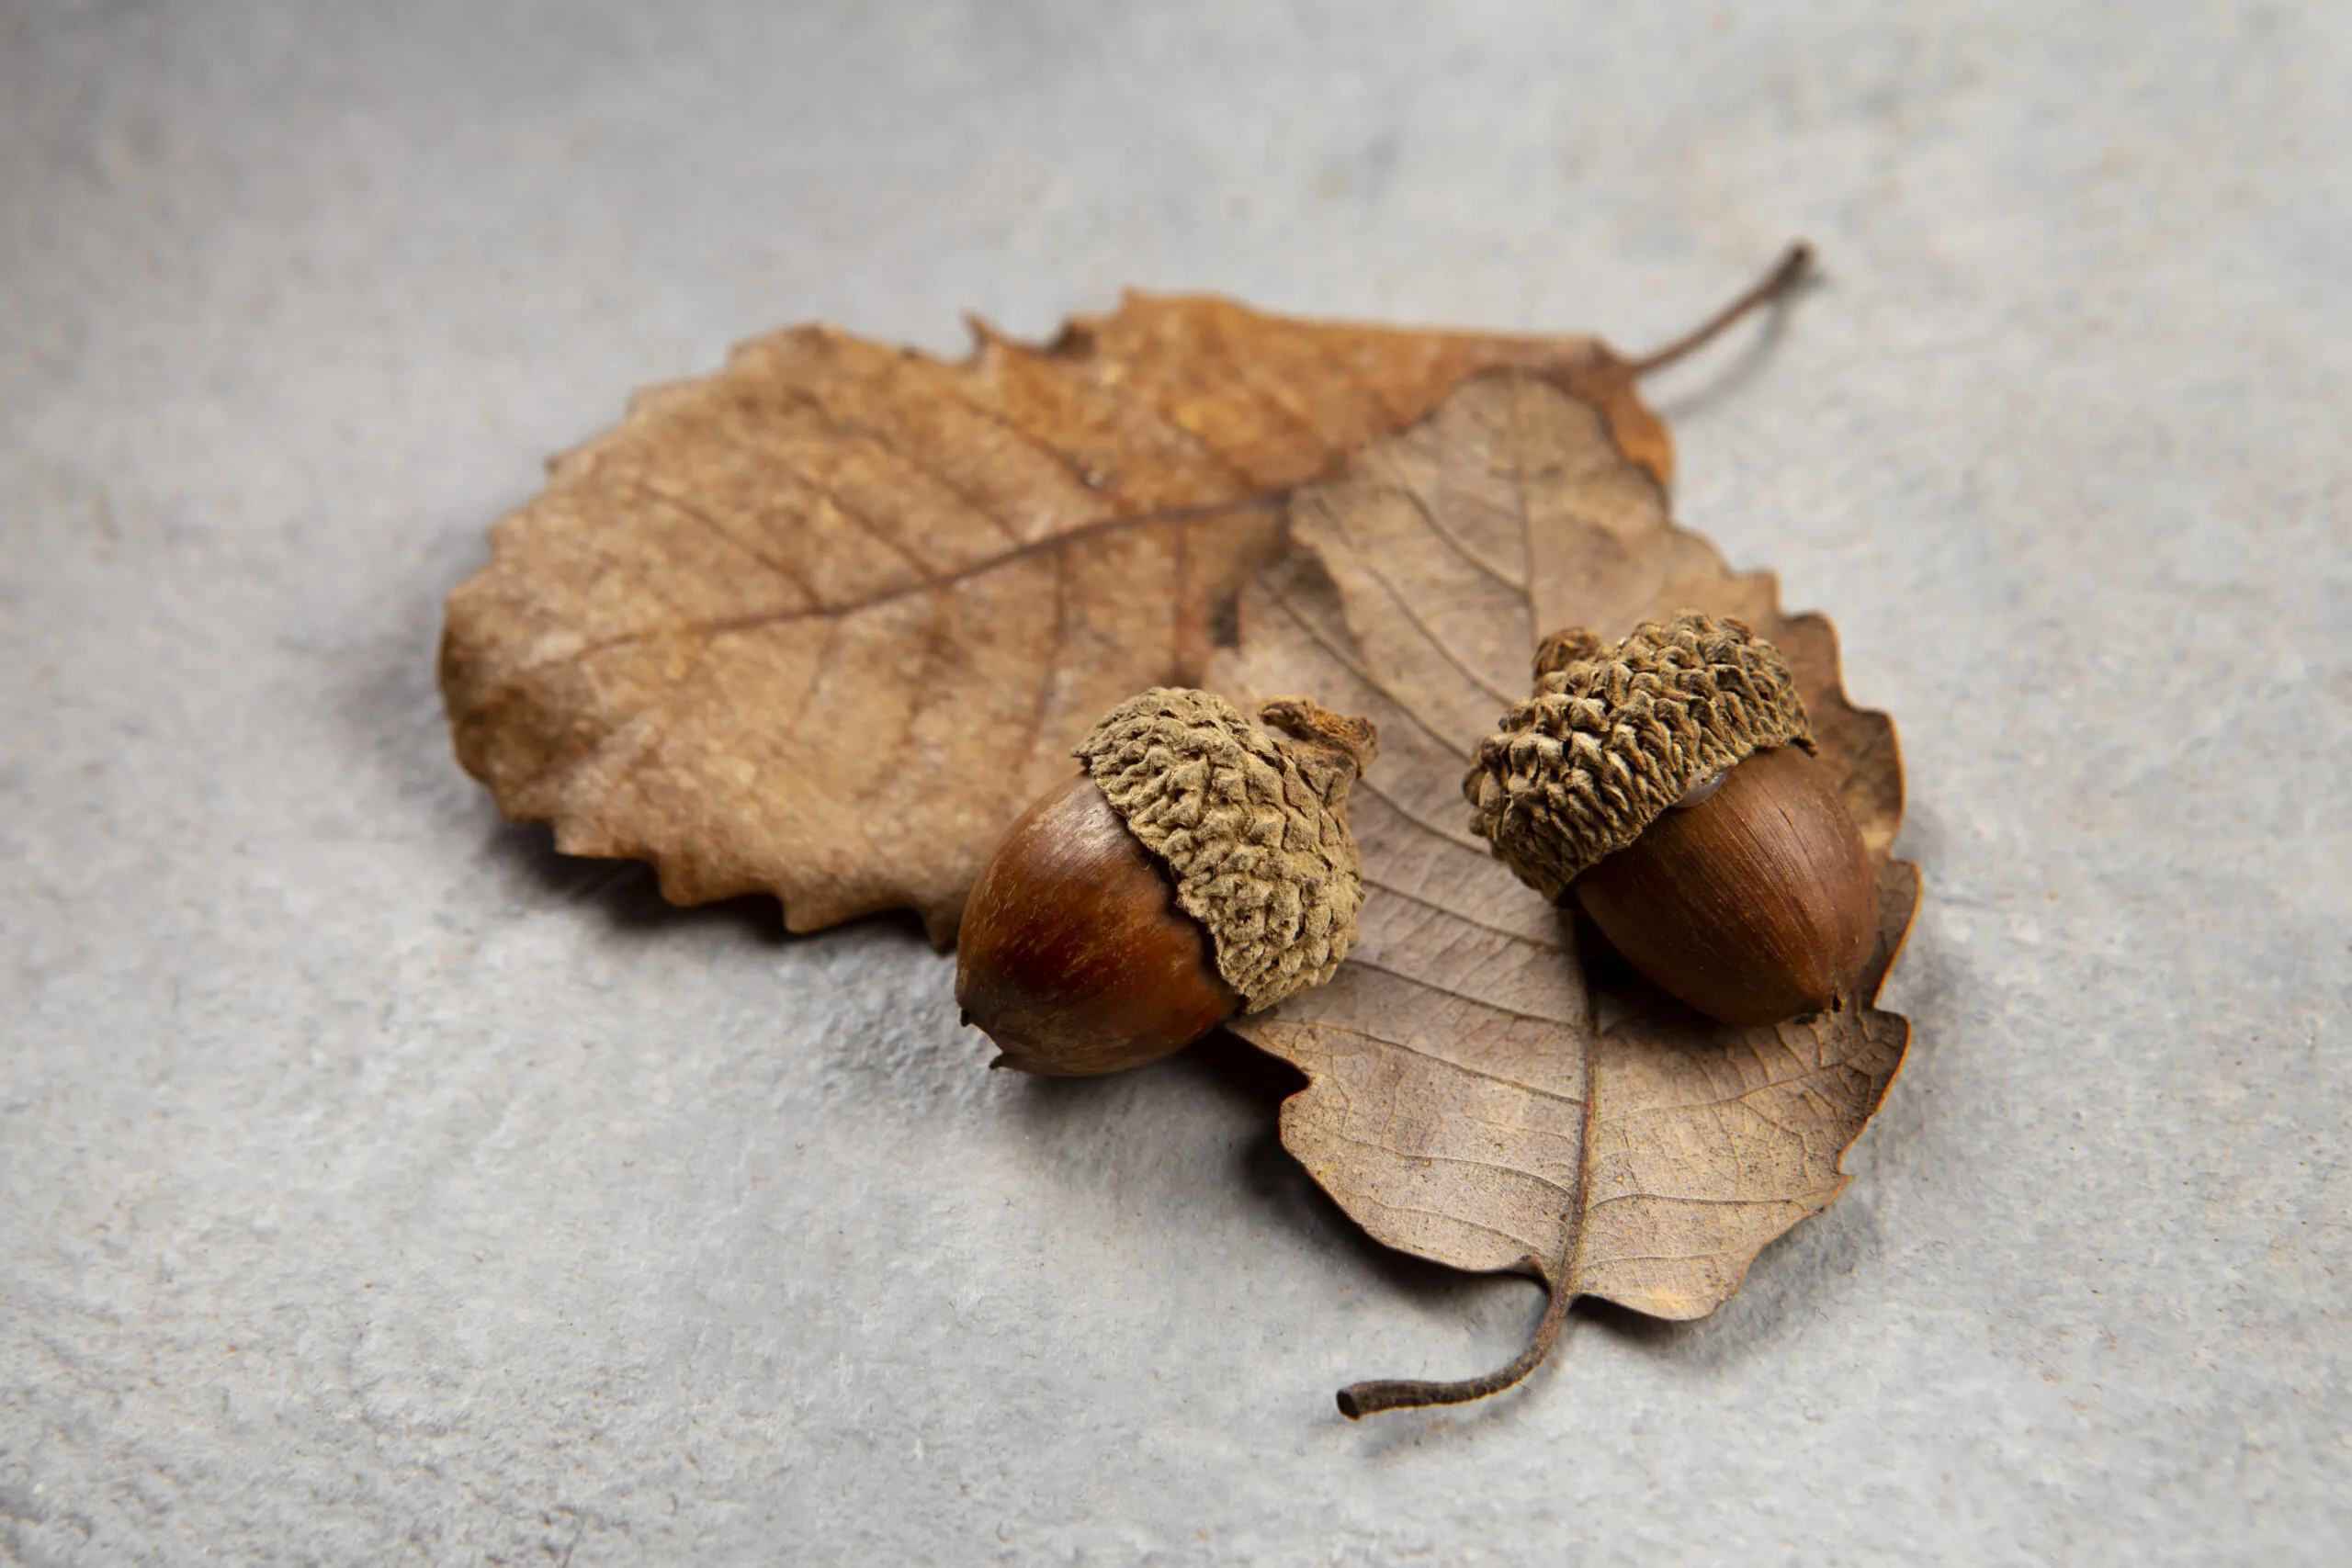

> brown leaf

[
  {"left": 1208, "top": 370, "right": 1917, "bottom": 1412},
  {"left": 439, "top": 295, "right": 1676, "bottom": 942}
]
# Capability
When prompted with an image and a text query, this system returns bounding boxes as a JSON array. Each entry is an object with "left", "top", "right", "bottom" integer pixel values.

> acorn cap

[
  {"left": 1075, "top": 689, "right": 1377, "bottom": 1012},
  {"left": 1463, "top": 612, "right": 1815, "bottom": 901}
]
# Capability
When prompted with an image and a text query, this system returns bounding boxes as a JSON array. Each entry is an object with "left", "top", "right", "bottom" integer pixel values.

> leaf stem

[
  {"left": 1625, "top": 242, "right": 1815, "bottom": 378},
  {"left": 1335, "top": 1268, "right": 1571, "bottom": 1419}
]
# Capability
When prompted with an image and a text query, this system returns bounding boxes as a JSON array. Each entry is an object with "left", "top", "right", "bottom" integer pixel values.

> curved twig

[{"left": 1626, "top": 242, "right": 1815, "bottom": 378}]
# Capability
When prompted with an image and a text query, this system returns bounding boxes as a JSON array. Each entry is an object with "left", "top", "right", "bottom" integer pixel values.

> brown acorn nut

[
  {"left": 1462, "top": 613, "right": 1876, "bottom": 1027},
  {"left": 956, "top": 689, "right": 1378, "bottom": 1075}
]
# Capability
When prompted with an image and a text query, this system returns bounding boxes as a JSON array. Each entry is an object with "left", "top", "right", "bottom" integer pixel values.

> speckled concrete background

[{"left": 3, "top": 2, "right": 2346, "bottom": 1562}]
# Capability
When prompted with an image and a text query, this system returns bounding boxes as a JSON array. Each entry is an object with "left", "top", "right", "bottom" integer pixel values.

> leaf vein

[
  {"left": 1353, "top": 778, "right": 1490, "bottom": 852},
  {"left": 1260, "top": 580, "right": 1473, "bottom": 761},
  {"left": 1320, "top": 508, "right": 1518, "bottom": 705},
  {"left": 1360, "top": 874, "right": 1561, "bottom": 949},
  {"left": 1381, "top": 475, "right": 1529, "bottom": 594},
  {"left": 519, "top": 499, "right": 1279, "bottom": 673},
  {"left": 1283, "top": 1021, "right": 1584, "bottom": 1107},
  {"left": 1335, "top": 956, "right": 1584, "bottom": 1028},
  {"left": 1317, "top": 1129, "right": 1579, "bottom": 1206},
  {"left": 1604, "top": 1057, "right": 1877, "bottom": 1121}
]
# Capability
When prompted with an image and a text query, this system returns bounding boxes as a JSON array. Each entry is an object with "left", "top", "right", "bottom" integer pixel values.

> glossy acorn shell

[
  {"left": 956, "top": 773, "right": 1241, "bottom": 1075},
  {"left": 1570, "top": 744, "right": 1875, "bottom": 1027}
]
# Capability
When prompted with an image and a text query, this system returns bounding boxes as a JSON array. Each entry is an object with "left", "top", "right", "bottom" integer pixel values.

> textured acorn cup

[
  {"left": 1462, "top": 613, "right": 1876, "bottom": 1027},
  {"left": 956, "top": 689, "right": 1378, "bottom": 1076}
]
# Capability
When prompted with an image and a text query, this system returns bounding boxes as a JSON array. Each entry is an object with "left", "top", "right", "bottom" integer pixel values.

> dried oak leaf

[
  {"left": 1208, "top": 369, "right": 1917, "bottom": 1416},
  {"left": 437, "top": 290, "right": 1695, "bottom": 942}
]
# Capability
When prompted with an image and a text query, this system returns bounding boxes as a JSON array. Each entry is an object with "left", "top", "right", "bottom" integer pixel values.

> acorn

[
  {"left": 1462, "top": 612, "right": 1876, "bottom": 1027},
  {"left": 956, "top": 688, "right": 1378, "bottom": 1075}
]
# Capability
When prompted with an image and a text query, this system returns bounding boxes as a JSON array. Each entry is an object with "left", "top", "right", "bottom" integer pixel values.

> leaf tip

[{"left": 962, "top": 310, "right": 1010, "bottom": 352}]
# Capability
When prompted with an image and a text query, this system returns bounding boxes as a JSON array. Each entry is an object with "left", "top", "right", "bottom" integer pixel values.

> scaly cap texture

[
  {"left": 1076, "top": 689, "right": 1376, "bottom": 1011},
  {"left": 1463, "top": 612, "right": 1813, "bottom": 900}
]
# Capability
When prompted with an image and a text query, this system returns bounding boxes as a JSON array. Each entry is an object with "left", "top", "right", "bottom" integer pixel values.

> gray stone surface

[{"left": 4, "top": 0, "right": 2347, "bottom": 1562}]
